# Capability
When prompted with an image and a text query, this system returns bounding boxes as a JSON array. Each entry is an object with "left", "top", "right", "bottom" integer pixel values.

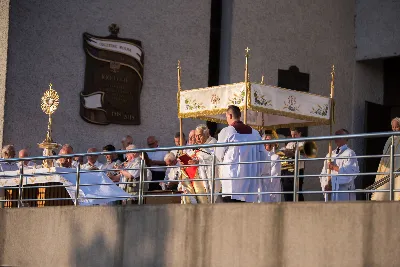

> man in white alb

[
  {"left": 320, "top": 129, "right": 359, "bottom": 201},
  {"left": 215, "top": 105, "right": 266, "bottom": 203},
  {"left": 260, "top": 131, "right": 282, "bottom": 202}
]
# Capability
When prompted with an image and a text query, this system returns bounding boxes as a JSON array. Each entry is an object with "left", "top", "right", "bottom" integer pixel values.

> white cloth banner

[
  {"left": 85, "top": 35, "right": 142, "bottom": 63},
  {"left": 0, "top": 167, "right": 131, "bottom": 206}
]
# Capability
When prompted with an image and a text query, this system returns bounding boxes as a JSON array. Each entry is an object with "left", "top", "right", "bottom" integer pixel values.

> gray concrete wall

[
  {"left": 351, "top": 60, "right": 384, "bottom": 181},
  {"left": 227, "top": 0, "right": 357, "bottom": 199},
  {"left": 1, "top": 203, "right": 400, "bottom": 267},
  {"left": 356, "top": 0, "right": 400, "bottom": 60},
  {"left": 0, "top": 0, "right": 10, "bottom": 147},
  {"left": 4, "top": 0, "right": 209, "bottom": 156}
]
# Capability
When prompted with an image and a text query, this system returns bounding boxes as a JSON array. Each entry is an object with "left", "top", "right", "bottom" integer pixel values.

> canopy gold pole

[
  {"left": 177, "top": 60, "right": 184, "bottom": 147},
  {"left": 326, "top": 65, "right": 335, "bottom": 201},
  {"left": 244, "top": 47, "right": 250, "bottom": 124}
]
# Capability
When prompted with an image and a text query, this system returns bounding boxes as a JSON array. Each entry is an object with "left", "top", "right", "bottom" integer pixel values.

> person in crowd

[
  {"left": 170, "top": 132, "right": 188, "bottom": 157},
  {"left": 188, "top": 130, "right": 196, "bottom": 145},
  {"left": 146, "top": 136, "right": 167, "bottom": 191},
  {"left": 260, "top": 131, "right": 282, "bottom": 202},
  {"left": 102, "top": 144, "right": 122, "bottom": 182},
  {"left": 215, "top": 105, "right": 266, "bottom": 203},
  {"left": 119, "top": 135, "right": 133, "bottom": 161},
  {"left": 319, "top": 129, "right": 359, "bottom": 201},
  {"left": 61, "top": 144, "right": 80, "bottom": 168},
  {"left": 194, "top": 124, "right": 217, "bottom": 145},
  {"left": 56, "top": 147, "right": 73, "bottom": 168},
  {"left": 0, "top": 145, "right": 19, "bottom": 171},
  {"left": 81, "top": 148, "right": 103, "bottom": 170},
  {"left": 371, "top": 117, "right": 400, "bottom": 201},
  {"left": 161, "top": 152, "right": 180, "bottom": 191},
  {"left": 111, "top": 144, "right": 152, "bottom": 196},
  {"left": 17, "top": 149, "right": 36, "bottom": 169},
  {"left": 280, "top": 128, "right": 305, "bottom": 201},
  {"left": 186, "top": 124, "right": 221, "bottom": 202}
]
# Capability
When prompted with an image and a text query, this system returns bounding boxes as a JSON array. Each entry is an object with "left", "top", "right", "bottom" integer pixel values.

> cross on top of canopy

[{"left": 177, "top": 48, "right": 334, "bottom": 130}]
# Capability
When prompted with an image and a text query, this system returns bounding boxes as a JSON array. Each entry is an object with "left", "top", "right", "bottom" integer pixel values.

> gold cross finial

[
  {"left": 49, "top": 83, "right": 53, "bottom": 89},
  {"left": 245, "top": 47, "right": 250, "bottom": 53},
  {"left": 177, "top": 60, "right": 181, "bottom": 69}
]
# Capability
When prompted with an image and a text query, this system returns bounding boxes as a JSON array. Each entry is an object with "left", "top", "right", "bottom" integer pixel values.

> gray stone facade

[{"left": 2, "top": 0, "right": 209, "bottom": 155}]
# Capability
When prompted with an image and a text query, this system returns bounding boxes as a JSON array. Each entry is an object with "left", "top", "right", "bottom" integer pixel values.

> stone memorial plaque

[{"left": 80, "top": 24, "right": 144, "bottom": 125}]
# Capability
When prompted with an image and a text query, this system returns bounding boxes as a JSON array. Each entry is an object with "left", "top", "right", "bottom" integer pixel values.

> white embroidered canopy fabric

[
  {"left": 178, "top": 82, "right": 331, "bottom": 128},
  {"left": 0, "top": 167, "right": 131, "bottom": 205}
]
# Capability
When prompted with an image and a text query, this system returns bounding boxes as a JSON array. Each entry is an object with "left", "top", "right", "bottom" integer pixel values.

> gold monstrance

[{"left": 38, "top": 83, "right": 61, "bottom": 168}]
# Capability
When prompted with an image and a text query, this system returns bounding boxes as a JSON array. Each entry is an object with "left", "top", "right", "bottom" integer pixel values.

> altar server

[
  {"left": 260, "top": 132, "right": 282, "bottom": 202},
  {"left": 319, "top": 129, "right": 359, "bottom": 201},
  {"left": 215, "top": 105, "right": 266, "bottom": 202}
]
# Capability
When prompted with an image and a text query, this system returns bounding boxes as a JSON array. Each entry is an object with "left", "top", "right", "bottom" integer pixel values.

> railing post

[
  {"left": 293, "top": 142, "right": 299, "bottom": 202},
  {"left": 74, "top": 163, "right": 81, "bottom": 206},
  {"left": 210, "top": 154, "right": 216, "bottom": 204},
  {"left": 18, "top": 163, "right": 24, "bottom": 208},
  {"left": 389, "top": 135, "right": 395, "bottom": 201},
  {"left": 138, "top": 152, "right": 145, "bottom": 205}
]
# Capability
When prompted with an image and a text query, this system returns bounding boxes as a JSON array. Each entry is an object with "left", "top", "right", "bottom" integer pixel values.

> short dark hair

[
  {"left": 174, "top": 132, "right": 186, "bottom": 139},
  {"left": 227, "top": 105, "right": 241, "bottom": 119},
  {"left": 103, "top": 144, "right": 116, "bottom": 151},
  {"left": 290, "top": 128, "right": 301, "bottom": 133},
  {"left": 335, "top": 128, "right": 349, "bottom": 135}
]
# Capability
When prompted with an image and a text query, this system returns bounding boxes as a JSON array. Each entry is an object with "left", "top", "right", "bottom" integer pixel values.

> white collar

[{"left": 336, "top": 144, "right": 348, "bottom": 153}]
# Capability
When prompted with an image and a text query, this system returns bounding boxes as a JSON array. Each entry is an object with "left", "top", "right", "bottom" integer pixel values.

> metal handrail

[{"left": 1, "top": 131, "right": 399, "bottom": 207}]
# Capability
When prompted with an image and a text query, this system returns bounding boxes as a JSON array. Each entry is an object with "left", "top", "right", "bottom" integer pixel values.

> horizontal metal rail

[{"left": 1, "top": 131, "right": 400, "bottom": 207}]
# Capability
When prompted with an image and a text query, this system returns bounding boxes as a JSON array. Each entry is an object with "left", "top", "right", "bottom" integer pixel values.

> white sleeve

[
  {"left": 337, "top": 150, "right": 359, "bottom": 184},
  {"left": 319, "top": 155, "right": 328, "bottom": 190},
  {"left": 215, "top": 127, "right": 235, "bottom": 162},
  {"left": 271, "top": 156, "right": 281, "bottom": 178}
]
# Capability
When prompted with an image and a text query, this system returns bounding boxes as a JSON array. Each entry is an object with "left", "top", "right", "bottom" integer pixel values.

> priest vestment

[
  {"left": 260, "top": 150, "right": 282, "bottom": 202},
  {"left": 371, "top": 136, "right": 400, "bottom": 201},
  {"left": 215, "top": 121, "right": 266, "bottom": 202},
  {"left": 319, "top": 144, "right": 359, "bottom": 201}
]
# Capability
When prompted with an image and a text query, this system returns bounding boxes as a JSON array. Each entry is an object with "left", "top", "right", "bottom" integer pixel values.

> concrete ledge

[{"left": 1, "top": 202, "right": 400, "bottom": 267}]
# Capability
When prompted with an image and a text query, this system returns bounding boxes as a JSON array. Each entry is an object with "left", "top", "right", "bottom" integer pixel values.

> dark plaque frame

[
  {"left": 276, "top": 66, "right": 310, "bottom": 137},
  {"left": 80, "top": 24, "right": 144, "bottom": 125}
]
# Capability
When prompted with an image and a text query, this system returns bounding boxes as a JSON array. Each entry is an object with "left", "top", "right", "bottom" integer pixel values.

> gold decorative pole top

[
  {"left": 41, "top": 83, "right": 60, "bottom": 143},
  {"left": 177, "top": 60, "right": 182, "bottom": 92},
  {"left": 38, "top": 83, "right": 61, "bottom": 168},
  {"left": 41, "top": 83, "right": 60, "bottom": 115},
  {"left": 261, "top": 75, "right": 265, "bottom": 85}
]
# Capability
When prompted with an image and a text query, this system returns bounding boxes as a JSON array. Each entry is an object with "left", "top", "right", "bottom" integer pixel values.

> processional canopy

[{"left": 177, "top": 48, "right": 333, "bottom": 130}]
